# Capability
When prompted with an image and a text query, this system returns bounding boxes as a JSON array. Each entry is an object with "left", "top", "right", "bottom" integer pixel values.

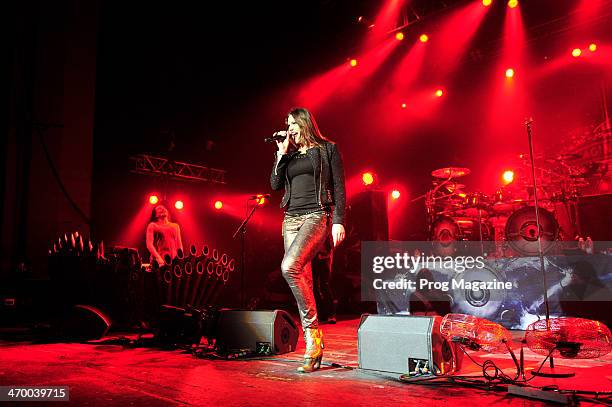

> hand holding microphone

[
  {"left": 265, "top": 130, "right": 296, "bottom": 154},
  {"left": 264, "top": 131, "right": 288, "bottom": 143}
]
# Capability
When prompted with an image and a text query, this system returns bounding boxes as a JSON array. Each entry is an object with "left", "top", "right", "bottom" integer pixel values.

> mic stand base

[{"left": 530, "top": 367, "right": 575, "bottom": 378}]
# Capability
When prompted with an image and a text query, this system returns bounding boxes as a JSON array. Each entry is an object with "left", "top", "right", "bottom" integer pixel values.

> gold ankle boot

[{"left": 297, "top": 327, "right": 324, "bottom": 373}]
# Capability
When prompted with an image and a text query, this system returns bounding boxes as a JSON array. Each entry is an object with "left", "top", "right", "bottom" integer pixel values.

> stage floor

[{"left": 1, "top": 317, "right": 610, "bottom": 406}]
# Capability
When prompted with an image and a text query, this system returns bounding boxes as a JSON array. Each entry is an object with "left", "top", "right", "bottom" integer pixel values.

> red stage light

[
  {"left": 482, "top": 0, "right": 492, "bottom": 6},
  {"left": 148, "top": 195, "right": 159, "bottom": 205},
  {"left": 395, "top": 32, "right": 404, "bottom": 41},
  {"left": 572, "top": 48, "right": 582, "bottom": 58},
  {"left": 502, "top": 170, "right": 515, "bottom": 184},
  {"left": 419, "top": 34, "right": 429, "bottom": 43},
  {"left": 214, "top": 200, "right": 223, "bottom": 210},
  {"left": 362, "top": 172, "right": 375, "bottom": 186},
  {"left": 401, "top": 102, "right": 407, "bottom": 109},
  {"left": 505, "top": 68, "right": 515, "bottom": 78},
  {"left": 435, "top": 89, "right": 444, "bottom": 97},
  {"left": 255, "top": 195, "right": 267, "bottom": 205},
  {"left": 589, "top": 43, "right": 597, "bottom": 52},
  {"left": 174, "top": 200, "right": 184, "bottom": 210},
  {"left": 349, "top": 58, "right": 358, "bottom": 67},
  {"left": 391, "top": 190, "right": 401, "bottom": 200},
  {"left": 508, "top": 0, "right": 518, "bottom": 8}
]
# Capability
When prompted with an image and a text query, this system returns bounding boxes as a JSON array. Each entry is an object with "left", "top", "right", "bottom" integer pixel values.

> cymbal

[
  {"left": 569, "top": 179, "right": 590, "bottom": 187},
  {"left": 552, "top": 153, "right": 581, "bottom": 162},
  {"left": 432, "top": 182, "right": 466, "bottom": 190},
  {"left": 447, "top": 184, "right": 466, "bottom": 191},
  {"left": 431, "top": 167, "right": 471, "bottom": 179},
  {"left": 518, "top": 153, "right": 544, "bottom": 160},
  {"left": 546, "top": 153, "right": 582, "bottom": 163}
]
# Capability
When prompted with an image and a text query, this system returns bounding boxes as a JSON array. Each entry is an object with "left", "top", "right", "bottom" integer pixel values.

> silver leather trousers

[{"left": 281, "top": 210, "right": 331, "bottom": 330}]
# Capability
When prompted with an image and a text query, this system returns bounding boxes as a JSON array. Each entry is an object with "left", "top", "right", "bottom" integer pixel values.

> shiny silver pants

[{"left": 281, "top": 210, "right": 331, "bottom": 330}]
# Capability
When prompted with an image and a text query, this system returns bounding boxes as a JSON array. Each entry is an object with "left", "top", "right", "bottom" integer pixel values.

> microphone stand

[
  {"left": 525, "top": 119, "right": 551, "bottom": 324},
  {"left": 232, "top": 199, "right": 261, "bottom": 309},
  {"left": 525, "top": 119, "right": 573, "bottom": 378}
]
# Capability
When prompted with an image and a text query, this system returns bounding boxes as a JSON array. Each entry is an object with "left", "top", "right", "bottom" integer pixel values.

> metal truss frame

[{"left": 130, "top": 154, "right": 226, "bottom": 184}]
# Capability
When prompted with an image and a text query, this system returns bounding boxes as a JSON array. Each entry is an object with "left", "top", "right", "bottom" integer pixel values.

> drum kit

[{"left": 425, "top": 150, "right": 603, "bottom": 257}]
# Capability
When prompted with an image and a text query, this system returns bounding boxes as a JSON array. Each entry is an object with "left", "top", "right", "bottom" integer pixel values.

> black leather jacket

[{"left": 270, "top": 142, "right": 346, "bottom": 226}]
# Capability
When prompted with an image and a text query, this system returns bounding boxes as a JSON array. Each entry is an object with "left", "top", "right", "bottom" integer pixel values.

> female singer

[
  {"left": 270, "top": 107, "right": 346, "bottom": 373},
  {"left": 146, "top": 204, "right": 184, "bottom": 267}
]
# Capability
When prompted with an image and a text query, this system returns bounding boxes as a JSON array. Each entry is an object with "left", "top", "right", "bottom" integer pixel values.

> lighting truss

[
  {"left": 394, "top": 0, "right": 467, "bottom": 32},
  {"left": 130, "top": 154, "right": 226, "bottom": 185}
]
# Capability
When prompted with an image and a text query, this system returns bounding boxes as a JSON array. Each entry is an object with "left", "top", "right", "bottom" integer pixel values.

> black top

[
  {"left": 270, "top": 142, "right": 346, "bottom": 225},
  {"left": 286, "top": 152, "right": 320, "bottom": 214}
]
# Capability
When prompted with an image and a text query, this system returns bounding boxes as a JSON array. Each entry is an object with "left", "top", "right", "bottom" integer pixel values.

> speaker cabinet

[
  {"left": 358, "top": 314, "right": 460, "bottom": 375},
  {"left": 216, "top": 310, "right": 299, "bottom": 355},
  {"left": 576, "top": 194, "right": 612, "bottom": 241},
  {"left": 350, "top": 190, "right": 389, "bottom": 241}
]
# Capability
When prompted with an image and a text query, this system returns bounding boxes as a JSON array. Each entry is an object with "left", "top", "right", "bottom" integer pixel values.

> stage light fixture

[
  {"left": 174, "top": 200, "right": 184, "bottom": 210},
  {"left": 401, "top": 102, "right": 407, "bottom": 109},
  {"left": 391, "top": 190, "right": 401, "bottom": 200},
  {"left": 419, "top": 34, "right": 429, "bottom": 43},
  {"left": 572, "top": 48, "right": 582, "bottom": 58},
  {"left": 502, "top": 170, "right": 515, "bottom": 184},
  {"left": 149, "top": 194, "right": 159, "bottom": 205},
  {"left": 356, "top": 16, "right": 375, "bottom": 29},
  {"left": 214, "top": 200, "right": 223, "bottom": 210},
  {"left": 362, "top": 172, "right": 375, "bottom": 186},
  {"left": 508, "top": 0, "right": 518, "bottom": 8},
  {"left": 395, "top": 32, "right": 404, "bottom": 41},
  {"left": 482, "top": 0, "right": 492, "bottom": 6},
  {"left": 589, "top": 43, "right": 597, "bottom": 52},
  {"left": 350, "top": 58, "right": 358, "bottom": 67},
  {"left": 435, "top": 89, "right": 444, "bottom": 97},
  {"left": 505, "top": 68, "right": 515, "bottom": 78}
]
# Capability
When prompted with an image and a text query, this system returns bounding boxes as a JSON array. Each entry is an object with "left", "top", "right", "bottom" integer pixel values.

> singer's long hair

[{"left": 287, "top": 107, "right": 331, "bottom": 147}]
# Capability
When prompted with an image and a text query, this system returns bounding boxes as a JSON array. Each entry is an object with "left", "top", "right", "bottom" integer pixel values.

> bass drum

[
  {"left": 430, "top": 216, "right": 492, "bottom": 256},
  {"left": 430, "top": 216, "right": 461, "bottom": 257},
  {"left": 450, "top": 265, "right": 508, "bottom": 320},
  {"left": 504, "top": 206, "right": 559, "bottom": 256}
]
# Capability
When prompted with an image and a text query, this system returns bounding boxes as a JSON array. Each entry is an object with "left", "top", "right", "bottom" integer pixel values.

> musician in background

[
  {"left": 146, "top": 204, "right": 183, "bottom": 266},
  {"left": 270, "top": 107, "right": 346, "bottom": 373},
  {"left": 312, "top": 237, "right": 337, "bottom": 324}
]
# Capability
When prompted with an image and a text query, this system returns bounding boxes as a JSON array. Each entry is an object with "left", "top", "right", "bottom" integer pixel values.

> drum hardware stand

[
  {"left": 477, "top": 207, "right": 485, "bottom": 256},
  {"left": 425, "top": 175, "right": 454, "bottom": 236},
  {"left": 232, "top": 198, "right": 262, "bottom": 309}
]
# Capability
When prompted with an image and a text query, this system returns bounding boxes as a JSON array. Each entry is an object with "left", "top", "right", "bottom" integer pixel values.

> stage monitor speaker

[
  {"left": 358, "top": 314, "right": 460, "bottom": 375},
  {"left": 62, "top": 304, "right": 111, "bottom": 341},
  {"left": 216, "top": 310, "right": 299, "bottom": 355},
  {"left": 349, "top": 190, "right": 389, "bottom": 241}
]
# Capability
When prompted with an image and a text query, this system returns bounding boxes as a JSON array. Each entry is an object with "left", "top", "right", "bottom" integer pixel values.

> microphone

[
  {"left": 248, "top": 194, "right": 271, "bottom": 200},
  {"left": 264, "top": 131, "right": 296, "bottom": 143},
  {"left": 264, "top": 133, "right": 286, "bottom": 143}
]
